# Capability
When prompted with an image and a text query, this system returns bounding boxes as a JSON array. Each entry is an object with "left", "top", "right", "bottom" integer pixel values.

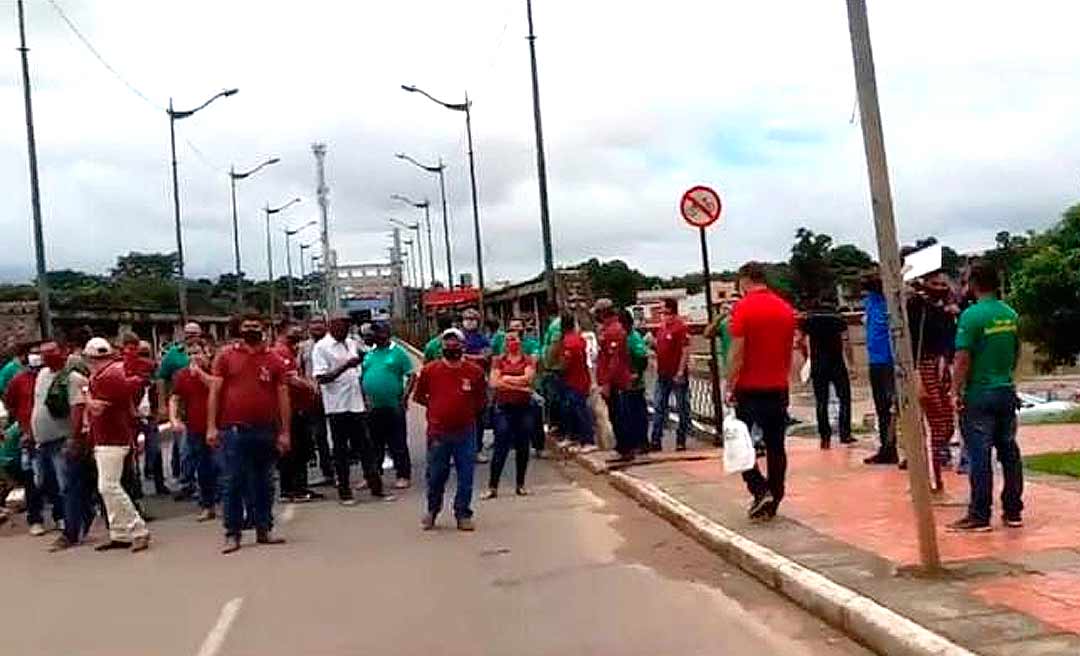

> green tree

[
  {"left": 1010, "top": 204, "right": 1080, "bottom": 367},
  {"left": 111, "top": 252, "right": 180, "bottom": 279},
  {"left": 579, "top": 258, "right": 660, "bottom": 307},
  {"left": 789, "top": 227, "right": 835, "bottom": 306}
]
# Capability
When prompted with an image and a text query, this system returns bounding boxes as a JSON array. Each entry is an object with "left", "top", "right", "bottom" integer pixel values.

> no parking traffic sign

[{"left": 679, "top": 185, "right": 722, "bottom": 228}]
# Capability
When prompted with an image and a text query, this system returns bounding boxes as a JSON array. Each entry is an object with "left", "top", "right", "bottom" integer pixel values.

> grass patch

[
  {"left": 1019, "top": 406, "right": 1080, "bottom": 425},
  {"left": 1025, "top": 451, "right": 1080, "bottom": 478}
]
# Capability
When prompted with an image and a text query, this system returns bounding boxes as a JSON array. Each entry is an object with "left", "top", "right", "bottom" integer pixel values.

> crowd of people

[{"left": 0, "top": 254, "right": 1027, "bottom": 546}]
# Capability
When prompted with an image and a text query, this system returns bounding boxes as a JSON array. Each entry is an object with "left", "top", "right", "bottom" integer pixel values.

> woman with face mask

[{"left": 483, "top": 331, "right": 537, "bottom": 498}]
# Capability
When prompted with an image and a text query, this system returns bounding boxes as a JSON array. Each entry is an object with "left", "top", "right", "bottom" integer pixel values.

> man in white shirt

[{"left": 313, "top": 313, "right": 389, "bottom": 505}]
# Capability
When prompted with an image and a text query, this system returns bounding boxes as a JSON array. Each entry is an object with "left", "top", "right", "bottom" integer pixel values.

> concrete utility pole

[
  {"left": 16, "top": 0, "right": 52, "bottom": 338},
  {"left": 526, "top": 0, "right": 556, "bottom": 306},
  {"left": 313, "top": 143, "right": 334, "bottom": 313},
  {"left": 846, "top": 0, "right": 940, "bottom": 572}
]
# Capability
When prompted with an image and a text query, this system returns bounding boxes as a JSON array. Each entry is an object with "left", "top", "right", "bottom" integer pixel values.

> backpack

[{"left": 45, "top": 362, "right": 90, "bottom": 419}]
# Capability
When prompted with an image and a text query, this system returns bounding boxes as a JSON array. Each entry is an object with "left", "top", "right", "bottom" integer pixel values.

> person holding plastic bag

[{"left": 726, "top": 263, "right": 796, "bottom": 521}]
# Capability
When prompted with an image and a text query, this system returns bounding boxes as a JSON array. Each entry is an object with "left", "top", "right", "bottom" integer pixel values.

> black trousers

[
  {"left": 368, "top": 406, "right": 411, "bottom": 480},
  {"left": 309, "top": 408, "right": 333, "bottom": 479},
  {"left": 811, "top": 363, "right": 852, "bottom": 441},
  {"left": 278, "top": 412, "right": 314, "bottom": 495},
  {"left": 327, "top": 412, "right": 382, "bottom": 498},
  {"left": 868, "top": 364, "right": 897, "bottom": 452},
  {"left": 736, "top": 390, "right": 790, "bottom": 504}
]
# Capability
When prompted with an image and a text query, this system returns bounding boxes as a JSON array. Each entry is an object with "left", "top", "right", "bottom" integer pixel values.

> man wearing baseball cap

[
  {"left": 413, "top": 328, "right": 487, "bottom": 531},
  {"left": 460, "top": 308, "right": 492, "bottom": 463},
  {"left": 84, "top": 337, "right": 152, "bottom": 552}
]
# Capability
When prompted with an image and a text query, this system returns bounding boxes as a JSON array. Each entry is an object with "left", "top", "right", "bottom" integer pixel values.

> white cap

[
  {"left": 440, "top": 328, "right": 465, "bottom": 341},
  {"left": 83, "top": 337, "right": 113, "bottom": 358}
]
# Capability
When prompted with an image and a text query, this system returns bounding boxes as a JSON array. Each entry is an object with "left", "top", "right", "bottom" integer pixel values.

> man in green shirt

[
  {"left": 948, "top": 262, "right": 1023, "bottom": 533},
  {"left": 0, "top": 344, "right": 28, "bottom": 402},
  {"left": 155, "top": 321, "right": 202, "bottom": 499},
  {"left": 424, "top": 315, "right": 454, "bottom": 363},
  {"left": 363, "top": 322, "right": 417, "bottom": 488}
]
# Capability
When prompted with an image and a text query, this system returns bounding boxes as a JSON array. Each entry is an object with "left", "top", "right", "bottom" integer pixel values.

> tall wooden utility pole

[{"left": 845, "top": 0, "right": 940, "bottom": 572}]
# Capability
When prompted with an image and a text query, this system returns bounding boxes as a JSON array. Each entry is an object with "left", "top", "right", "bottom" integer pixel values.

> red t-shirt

[
  {"left": 88, "top": 360, "right": 147, "bottom": 447},
  {"left": 4, "top": 369, "right": 37, "bottom": 434},
  {"left": 172, "top": 368, "right": 210, "bottom": 435},
  {"left": 271, "top": 341, "right": 316, "bottom": 414},
  {"left": 561, "top": 332, "right": 591, "bottom": 396},
  {"left": 730, "top": 288, "right": 796, "bottom": 391},
  {"left": 655, "top": 316, "right": 689, "bottom": 378},
  {"left": 493, "top": 354, "right": 534, "bottom": 406},
  {"left": 596, "top": 318, "right": 631, "bottom": 391},
  {"left": 212, "top": 344, "right": 287, "bottom": 427},
  {"left": 413, "top": 360, "right": 486, "bottom": 439}
]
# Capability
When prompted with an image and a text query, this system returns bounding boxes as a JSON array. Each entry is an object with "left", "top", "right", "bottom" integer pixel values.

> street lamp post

[
  {"left": 285, "top": 220, "right": 317, "bottom": 318},
  {"left": 403, "top": 238, "right": 419, "bottom": 290},
  {"left": 168, "top": 87, "right": 238, "bottom": 320},
  {"left": 299, "top": 241, "right": 315, "bottom": 296},
  {"left": 390, "top": 218, "right": 424, "bottom": 288},
  {"left": 401, "top": 85, "right": 485, "bottom": 310},
  {"left": 16, "top": 0, "right": 52, "bottom": 338},
  {"left": 392, "top": 194, "right": 436, "bottom": 288},
  {"left": 526, "top": 0, "right": 556, "bottom": 305},
  {"left": 396, "top": 154, "right": 452, "bottom": 289},
  {"left": 264, "top": 197, "right": 301, "bottom": 320},
  {"left": 230, "top": 157, "right": 280, "bottom": 306}
]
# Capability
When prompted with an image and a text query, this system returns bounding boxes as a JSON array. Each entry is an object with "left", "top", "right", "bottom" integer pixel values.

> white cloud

[{"left": 1, "top": 0, "right": 1078, "bottom": 286}]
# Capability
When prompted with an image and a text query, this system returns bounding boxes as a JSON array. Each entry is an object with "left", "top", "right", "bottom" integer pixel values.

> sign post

[{"left": 680, "top": 186, "right": 725, "bottom": 443}]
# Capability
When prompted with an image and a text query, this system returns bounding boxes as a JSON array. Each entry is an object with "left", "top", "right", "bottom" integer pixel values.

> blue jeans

[
  {"left": 650, "top": 376, "right": 690, "bottom": 448},
  {"left": 961, "top": 387, "right": 1023, "bottom": 523},
  {"left": 141, "top": 419, "right": 166, "bottom": 491},
  {"left": 185, "top": 432, "right": 218, "bottom": 509},
  {"left": 178, "top": 429, "right": 198, "bottom": 492},
  {"left": 59, "top": 447, "right": 94, "bottom": 544},
  {"left": 219, "top": 425, "right": 276, "bottom": 537},
  {"left": 426, "top": 429, "right": 477, "bottom": 519},
  {"left": 29, "top": 440, "right": 64, "bottom": 525},
  {"left": 561, "top": 387, "right": 594, "bottom": 445},
  {"left": 491, "top": 404, "right": 534, "bottom": 490}
]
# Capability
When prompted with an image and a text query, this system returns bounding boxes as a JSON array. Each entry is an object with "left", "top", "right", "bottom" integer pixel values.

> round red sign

[{"left": 680, "top": 186, "right": 722, "bottom": 228}]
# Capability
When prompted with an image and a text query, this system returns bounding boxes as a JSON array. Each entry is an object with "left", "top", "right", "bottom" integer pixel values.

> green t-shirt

[
  {"left": 628, "top": 329, "right": 649, "bottom": 390},
  {"left": 522, "top": 336, "right": 541, "bottom": 357},
  {"left": 156, "top": 343, "right": 190, "bottom": 381},
  {"left": 490, "top": 330, "right": 507, "bottom": 356},
  {"left": 0, "top": 358, "right": 24, "bottom": 398},
  {"left": 361, "top": 344, "right": 415, "bottom": 409},
  {"left": 955, "top": 297, "right": 1019, "bottom": 398},
  {"left": 542, "top": 318, "right": 562, "bottom": 352},
  {"left": 716, "top": 318, "right": 732, "bottom": 371},
  {"left": 423, "top": 336, "right": 443, "bottom": 363}
]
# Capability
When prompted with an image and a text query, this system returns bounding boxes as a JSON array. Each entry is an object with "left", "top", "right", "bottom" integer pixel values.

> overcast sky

[{"left": 1, "top": 0, "right": 1078, "bottom": 286}]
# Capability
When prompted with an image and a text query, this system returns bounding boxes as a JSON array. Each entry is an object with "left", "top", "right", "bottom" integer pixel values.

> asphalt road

[{"left": 2, "top": 402, "right": 870, "bottom": 656}]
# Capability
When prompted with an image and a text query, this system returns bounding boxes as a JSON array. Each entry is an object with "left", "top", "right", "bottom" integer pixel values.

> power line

[{"left": 44, "top": 0, "right": 163, "bottom": 111}]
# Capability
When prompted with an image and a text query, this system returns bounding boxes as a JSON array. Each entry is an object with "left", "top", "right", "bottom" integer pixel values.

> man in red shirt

[
  {"left": 169, "top": 339, "right": 218, "bottom": 521},
  {"left": 594, "top": 299, "right": 633, "bottom": 461},
  {"left": 559, "top": 312, "right": 595, "bottom": 451},
  {"left": 650, "top": 298, "right": 691, "bottom": 451},
  {"left": 727, "top": 262, "right": 797, "bottom": 520},
  {"left": 413, "top": 329, "right": 486, "bottom": 531},
  {"left": 271, "top": 323, "right": 320, "bottom": 503},
  {"left": 207, "top": 310, "right": 291, "bottom": 554},
  {"left": 84, "top": 337, "right": 152, "bottom": 552}
]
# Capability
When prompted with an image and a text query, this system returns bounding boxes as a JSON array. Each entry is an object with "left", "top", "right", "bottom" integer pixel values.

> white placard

[{"left": 902, "top": 244, "right": 943, "bottom": 281}]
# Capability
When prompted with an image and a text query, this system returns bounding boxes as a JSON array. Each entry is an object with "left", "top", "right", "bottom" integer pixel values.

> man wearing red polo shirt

[
  {"left": 727, "top": 262, "right": 796, "bottom": 521},
  {"left": 650, "top": 298, "right": 691, "bottom": 451},
  {"left": 594, "top": 298, "right": 634, "bottom": 462},
  {"left": 207, "top": 311, "right": 291, "bottom": 554}
]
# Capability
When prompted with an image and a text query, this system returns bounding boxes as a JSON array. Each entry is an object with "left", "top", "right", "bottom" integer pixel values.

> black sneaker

[
  {"left": 747, "top": 493, "right": 774, "bottom": 519},
  {"left": 864, "top": 450, "right": 899, "bottom": 465},
  {"left": 947, "top": 516, "right": 992, "bottom": 533},
  {"left": 675, "top": 444, "right": 687, "bottom": 452},
  {"left": 1003, "top": 514, "right": 1023, "bottom": 528},
  {"left": 820, "top": 438, "right": 832, "bottom": 450},
  {"left": 839, "top": 436, "right": 857, "bottom": 445}
]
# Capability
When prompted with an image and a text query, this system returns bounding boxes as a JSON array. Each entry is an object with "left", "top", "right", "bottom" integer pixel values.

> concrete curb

[{"left": 604, "top": 470, "right": 978, "bottom": 656}]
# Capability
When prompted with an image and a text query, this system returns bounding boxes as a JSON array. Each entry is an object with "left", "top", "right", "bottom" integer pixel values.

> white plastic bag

[{"left": 723, "top": 413, "right": 756, "bottom": 474}]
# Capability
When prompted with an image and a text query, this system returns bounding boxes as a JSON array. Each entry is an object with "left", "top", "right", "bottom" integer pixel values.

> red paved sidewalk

[{"left": 602, "top": 423, "right": 1080, "bottom": 652}]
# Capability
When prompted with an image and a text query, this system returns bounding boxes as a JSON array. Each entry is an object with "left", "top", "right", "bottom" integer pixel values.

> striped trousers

[{"left": 918, "top": 357, "right": 955, "bottom": 468}]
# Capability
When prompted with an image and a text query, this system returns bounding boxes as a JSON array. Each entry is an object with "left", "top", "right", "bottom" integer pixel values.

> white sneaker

[
  {"left": 580, "top": 445, "right": 599, "bottom": 454},
  {"left": 56, "top": 519, "right": 65, "bottom": 532},
  {"left": 556, "top": 440, "right": 572, "bottom": 449},
  {"left": 29, "top": 523, "right": 46, "bottom": 537}
]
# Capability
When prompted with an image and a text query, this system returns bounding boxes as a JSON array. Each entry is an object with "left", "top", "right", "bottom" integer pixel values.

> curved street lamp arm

[
  {"left": 391, "top": 193, "right": 429, "bottom": 208},
  {"left": 232, "top": 157, "right": 280, "bottom": 179},
  {"left": 401, "top": 84, "right": 467, "bottom": 112},
  {"left": 170, "top": 88, "right": 239, "bottom": 119},
  {"left": 395, "top": 152, "right": 444, "bottom": 174},
  {"left": 268, "top": 197, "right": 302, "bottom": 214},
  {"left": 285, "top": 219, "right": 318, "bottom": 236}
]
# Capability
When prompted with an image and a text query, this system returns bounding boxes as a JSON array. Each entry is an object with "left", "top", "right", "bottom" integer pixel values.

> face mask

[
  {"left": 443, "top": 347, "right": 463, "bottom": 362},
  {"left": 507, "top": 340, "right": 521, "bottom": 354},
  {"left": 27, "top": 354, "right": 43, "bottom": 368},
  {"left": 463, "top": 320, "right": 478, "bottom": 331},
  {"left": 241, "top": 329, "right": 263, "bottom": 345}
]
